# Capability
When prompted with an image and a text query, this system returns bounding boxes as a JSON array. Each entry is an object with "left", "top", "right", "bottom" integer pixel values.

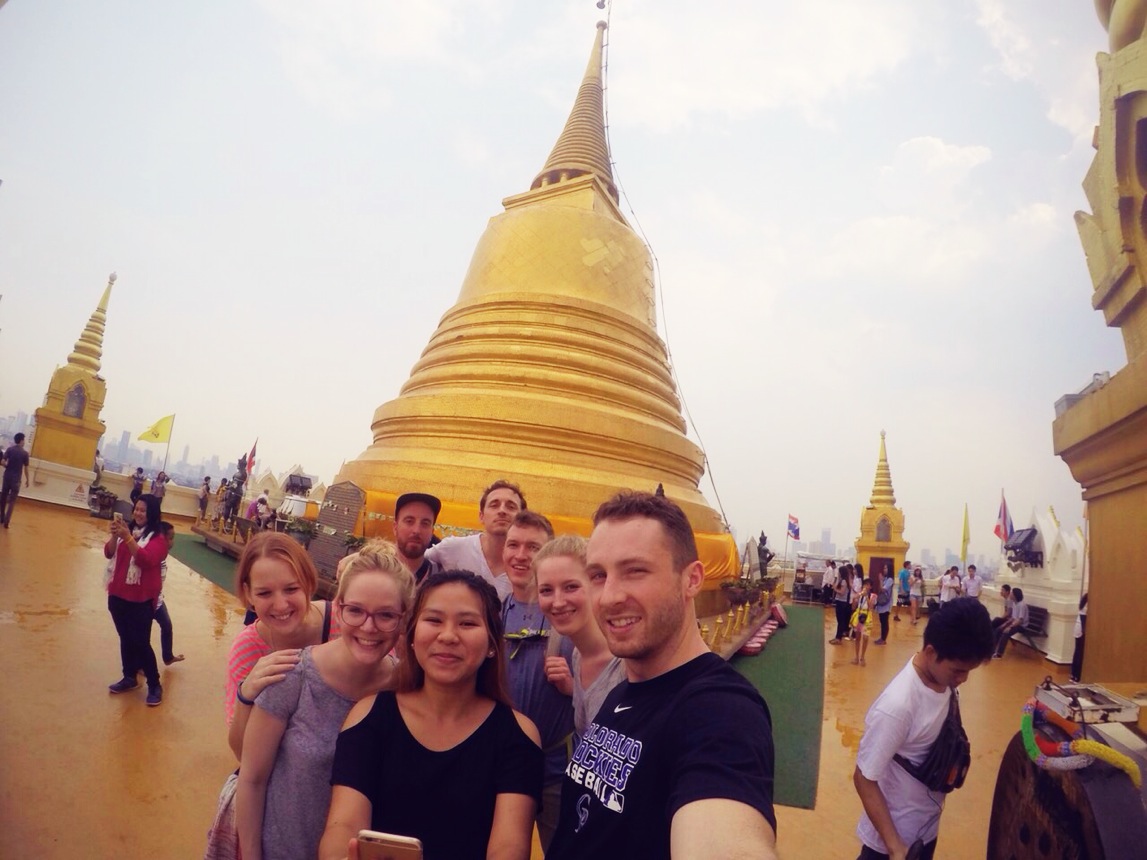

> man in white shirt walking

[{"left": 854, "top": 598, "right": 995, "bottom": 859}]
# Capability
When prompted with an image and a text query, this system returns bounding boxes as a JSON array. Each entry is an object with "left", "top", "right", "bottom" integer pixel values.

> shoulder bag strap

[{"left": 321, "top": 600, "right": 333, "bottom": 643}]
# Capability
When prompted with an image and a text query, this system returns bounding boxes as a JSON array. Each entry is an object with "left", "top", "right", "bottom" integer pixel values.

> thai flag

[
  {"left": 993, "top": 492, "right": 1014, "bottom": 542},
  {"left": 787, "top": 514, "right": 800, "bottom": 540},
  {"left": 248, "top": 439, "right": 258, "bottom": 479}
]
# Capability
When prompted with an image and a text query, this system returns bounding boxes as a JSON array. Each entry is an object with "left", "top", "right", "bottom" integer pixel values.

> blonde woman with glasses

[{"left": 236, "top": 542, "right": 414, "bottom": 860}]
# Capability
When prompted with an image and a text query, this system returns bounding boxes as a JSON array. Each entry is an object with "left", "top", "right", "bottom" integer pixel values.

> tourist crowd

[{"left": 93, "top": 475, "right": 1038, "bottom": 860}]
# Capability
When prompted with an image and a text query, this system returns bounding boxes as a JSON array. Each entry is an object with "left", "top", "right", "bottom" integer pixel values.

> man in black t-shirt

[{"left": 547, "top": 492, "right": 777, "bottom": 860}]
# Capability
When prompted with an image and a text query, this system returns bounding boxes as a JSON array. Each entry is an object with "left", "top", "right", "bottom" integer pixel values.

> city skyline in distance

[{"left": 0, "top": 1, "right": 1115, "bottom": 562}]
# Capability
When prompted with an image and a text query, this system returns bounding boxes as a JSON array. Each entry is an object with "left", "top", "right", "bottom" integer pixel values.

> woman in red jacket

[{"left": 105, "top": 493, "right": 169, "bottom": 706}]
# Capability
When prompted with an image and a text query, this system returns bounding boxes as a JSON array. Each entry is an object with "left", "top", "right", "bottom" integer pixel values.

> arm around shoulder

[{"left": 670, "top": 798, "right": 777, "bottom": 860}]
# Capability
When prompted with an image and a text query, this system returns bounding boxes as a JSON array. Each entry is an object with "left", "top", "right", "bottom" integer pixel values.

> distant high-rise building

[
  {"left": 181, "top": 443, "right": 190, "bottom": 465},
  {"left": 142, "top": 449, "right": 154, "bottom": 468},
  {"left": 921, "top": 548, "right": 935, "bottom": 566},
  {"left": 14, "top": 411, "right": 29, "bottom": 435},
  {"left": 118, "top": 430, "right": 130, "bottom": 462}
]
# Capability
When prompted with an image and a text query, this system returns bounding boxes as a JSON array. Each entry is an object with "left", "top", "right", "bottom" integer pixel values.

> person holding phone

[
  {"left": 105, "top": 493, "right": 168, "bottom": 706},
  {"left": 319, "top": 570, "right": 543, "bottom": 860},
  {"left": 236, "top": 543, "right": 413, "bottom": 860}
]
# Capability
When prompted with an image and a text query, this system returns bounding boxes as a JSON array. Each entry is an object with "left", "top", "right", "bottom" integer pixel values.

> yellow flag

[
  {"left": 138, "top": 414, "right": 175, "bottom": 443},
  {"left": 960, "top": 503, "right": 970, "bottom": 564}
]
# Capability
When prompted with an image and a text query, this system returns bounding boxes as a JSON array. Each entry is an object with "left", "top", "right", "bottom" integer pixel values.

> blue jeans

[
  {"left": 153, "top": 602, "right": 176, "bottom": 664},
  {"left": 108, "top": 595, "right": 160, "bottom": 686}
]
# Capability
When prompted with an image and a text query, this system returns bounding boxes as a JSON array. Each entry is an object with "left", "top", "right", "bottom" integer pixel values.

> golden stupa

[
  {"left": 854, "top": 431, "right": 909, "bottom": 579},
  {"left": 31, "top": 273, "right": 116, "bottom": 470},
  {"left": 338, "top": 23, "right": 736, "bottom": 579}
]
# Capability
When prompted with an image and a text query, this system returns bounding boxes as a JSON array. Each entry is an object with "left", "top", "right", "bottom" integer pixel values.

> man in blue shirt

[
  {"left": 500, "top": 509, "right": 572, "bottom": 852},
  {"left": 0, "top": 433, "right": 31, "bottom": 528},
  {"left": 896, "top": 560, "right": 912, "bottom": 622}
]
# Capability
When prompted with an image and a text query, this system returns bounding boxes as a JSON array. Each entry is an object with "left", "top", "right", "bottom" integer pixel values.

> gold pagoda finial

[
  {"left": 65, "top": 272, "right": 116, "bottom": 375},
  {"left": 869, "top": 430, "right": 896, "bottom": 507},
  {"left": 531, "top": 21, "right": 617, "bottom": 202}
]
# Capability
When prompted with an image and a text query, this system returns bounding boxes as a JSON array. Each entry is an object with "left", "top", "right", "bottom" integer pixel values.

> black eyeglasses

[{"left": 339, "top": 603, "right": 403, "bottom": 632}]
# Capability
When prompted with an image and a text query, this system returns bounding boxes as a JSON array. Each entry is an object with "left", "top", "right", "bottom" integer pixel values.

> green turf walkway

[
  {"left": 732, "top": 604, "right": 825, "bottom": 810},
  {"left": 170, "top": 533, "right": 237, "bottom": 593}
]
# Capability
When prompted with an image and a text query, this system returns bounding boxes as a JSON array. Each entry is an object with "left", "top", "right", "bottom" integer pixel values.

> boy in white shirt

[{"left": 853, "top": 598, "right": 995, "bottom": 859}]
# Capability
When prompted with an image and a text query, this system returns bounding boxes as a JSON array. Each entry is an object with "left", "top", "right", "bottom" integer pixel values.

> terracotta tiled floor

[{"left": 0, "top": 500, "right": 1070, "bottom": 857}]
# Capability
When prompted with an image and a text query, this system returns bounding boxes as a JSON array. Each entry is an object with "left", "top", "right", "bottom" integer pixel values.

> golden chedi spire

[
  {"left": 31, "top": 273, "right": 115, "bottom": 470},
  {"left": 870, "top": 429, "right": 896, "bottom": 507},
  {"left": 65, "top": 272, "right": 115, "bottom": 374},
  {"left": 855, "top": 430, "right": 909, "bottom": 579},
  {"left": 338, "top": 24, "right": 736, "bottom": 579},
  {"left": 531, "top": 21, "right": 617, "bottom": 203}
]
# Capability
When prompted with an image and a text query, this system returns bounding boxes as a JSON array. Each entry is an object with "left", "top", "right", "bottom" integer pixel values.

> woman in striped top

[{"left": 225, "top": 532, "right": 341, "bottom": 759}]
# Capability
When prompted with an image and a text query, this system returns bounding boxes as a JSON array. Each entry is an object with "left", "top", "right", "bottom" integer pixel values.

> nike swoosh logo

[{"left": 613, "top": 704, "right": 633, "bottom": 713}]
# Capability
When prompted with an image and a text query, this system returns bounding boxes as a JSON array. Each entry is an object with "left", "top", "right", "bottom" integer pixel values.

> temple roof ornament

[
  {"left": 65, "top": 272, "right": 116, "bottom": 375},
  {"left": 530, "top": 21, "right": 618, "bottom": 203},
  {"left": 869, "top": 430, "right": 897, "bottom": 507}
]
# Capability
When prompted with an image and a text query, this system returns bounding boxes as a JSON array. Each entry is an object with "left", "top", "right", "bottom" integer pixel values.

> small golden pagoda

[
  {"left": 338, "top": 23, "right": 736, "bottom": 578},
  {"left": 854, "top": 431, "right": 910, "bottom": 580},
  {"left": 31, "top": 274, "right": 115, "bottom": 470}
]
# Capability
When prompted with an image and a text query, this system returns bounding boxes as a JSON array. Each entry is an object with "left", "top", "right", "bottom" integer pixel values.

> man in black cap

[{"left": 393, "top": 492, "right": 442, "bottom": 584}]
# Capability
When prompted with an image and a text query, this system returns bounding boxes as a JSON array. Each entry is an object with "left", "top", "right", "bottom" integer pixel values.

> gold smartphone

[
  {"left": 356, "top": 830, "right": 423, "bottom": 860},
  {"left": 113, "top": 512, "right": 123, "bottom": 523}
]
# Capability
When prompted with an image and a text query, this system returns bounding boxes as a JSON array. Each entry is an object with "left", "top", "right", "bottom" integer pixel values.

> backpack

[{"left": 893, "top": 691, "right": 971, "bottom": 794}]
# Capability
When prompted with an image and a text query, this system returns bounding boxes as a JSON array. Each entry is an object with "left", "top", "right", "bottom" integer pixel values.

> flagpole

[
  {"left": 162, "top": 414, "right": 176, "bottom": 473},
  {"left": 782, "top": 530, "right": 790, "bottom": 599}
]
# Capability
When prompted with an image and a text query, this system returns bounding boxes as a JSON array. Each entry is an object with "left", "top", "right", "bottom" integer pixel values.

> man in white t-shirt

[
  {"left": 853, "top": 598, "right": 995, "bottom": 859},
  {"left": 938, "top": 567, "right": 962, "bottom": 604},
  {"left": 962, "top": 565, "right": 982, "bottom": 600},
  {"left": 425, "top": 478, "right": 524, "bottom": 600}
]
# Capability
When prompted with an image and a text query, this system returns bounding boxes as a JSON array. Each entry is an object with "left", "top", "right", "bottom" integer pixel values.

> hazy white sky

[{"left": 0, "top": 0, "right": 1126, "bottom": 560}]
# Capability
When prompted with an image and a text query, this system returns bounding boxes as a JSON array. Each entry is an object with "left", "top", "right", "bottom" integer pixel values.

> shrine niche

[
  {"left": 875, "top": 517, "right": 891, "bottom": 542},
  {"left": 63, "top": 383, "right": 87, "bottom": 418}
]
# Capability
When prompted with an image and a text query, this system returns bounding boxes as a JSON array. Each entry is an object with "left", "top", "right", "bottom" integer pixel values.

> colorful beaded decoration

[{"left": 1021, "top": 698, "right": 1143, "bottom": 788}]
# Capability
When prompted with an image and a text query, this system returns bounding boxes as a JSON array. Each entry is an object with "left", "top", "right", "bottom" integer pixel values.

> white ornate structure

[{"left": 985, "top": 507, "right": 1086, "bottom": 665}]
